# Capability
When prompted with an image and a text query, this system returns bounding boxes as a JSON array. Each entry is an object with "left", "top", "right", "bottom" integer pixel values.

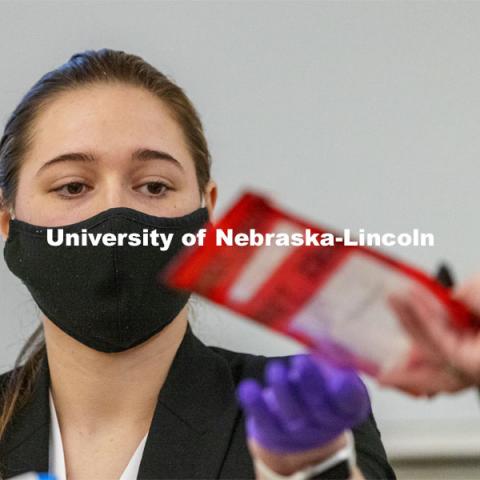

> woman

[{"left": 0, "top": 49, "right": 395, "bottom": 480}]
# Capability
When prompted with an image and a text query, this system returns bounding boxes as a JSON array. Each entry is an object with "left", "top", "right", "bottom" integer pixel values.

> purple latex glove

[{"left": 236, "top": 354, "right": 371, "bottom": 453}]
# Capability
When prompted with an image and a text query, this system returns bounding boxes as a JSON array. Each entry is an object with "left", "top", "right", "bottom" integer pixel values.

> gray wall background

[{"left": 0, "top": 0, "right": 479, "bottom": 461}]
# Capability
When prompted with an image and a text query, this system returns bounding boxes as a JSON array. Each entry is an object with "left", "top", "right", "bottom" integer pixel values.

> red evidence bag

[{"left": 158, "top": 190, "right": 479, "bottom": 376}]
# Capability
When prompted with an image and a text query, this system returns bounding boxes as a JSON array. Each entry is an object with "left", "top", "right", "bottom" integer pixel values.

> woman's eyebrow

[
  {"left": 36, "top": 152, "right": 96, "bottom": 176},
  {"left": 132, "top": 148, "right": 184, "bottom": 172},
  {"left": 36, "top": 148, "right": 184, "bottom": 176}
]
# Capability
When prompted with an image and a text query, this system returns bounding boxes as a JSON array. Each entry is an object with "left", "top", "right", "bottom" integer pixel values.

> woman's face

[{"left": 0, "top": 83, "right": 216, "bottom": 235}]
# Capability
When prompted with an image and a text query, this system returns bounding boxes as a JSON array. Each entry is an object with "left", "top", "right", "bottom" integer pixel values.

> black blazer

[{"left": 0, "top": 324, "right": 396, "bottom": 479}]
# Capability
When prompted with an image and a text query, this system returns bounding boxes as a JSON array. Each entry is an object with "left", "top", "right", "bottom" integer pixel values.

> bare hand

[{"left": 378, "top": 275, "right": 480, "bottom": 396}]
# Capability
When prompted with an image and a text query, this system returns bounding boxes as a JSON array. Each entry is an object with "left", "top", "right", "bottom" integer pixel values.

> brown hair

[{"left": 0, "top": 49, "right": 212, "bottom": 460}]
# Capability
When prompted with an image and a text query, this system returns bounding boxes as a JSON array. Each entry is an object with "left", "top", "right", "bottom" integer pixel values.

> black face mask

[{"left": 3, "top": 206, "right": 209, "bottom": 352}]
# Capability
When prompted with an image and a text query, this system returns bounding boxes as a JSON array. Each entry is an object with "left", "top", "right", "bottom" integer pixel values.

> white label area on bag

[
  {"left": 227, "top": 220, "right": 305, "bottom": 303},
  {"left": 289, "top": 251, "right": 414, "bottom": 369}
]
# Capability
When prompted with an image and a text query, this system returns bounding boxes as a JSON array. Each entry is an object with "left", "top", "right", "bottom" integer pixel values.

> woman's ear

[
  {"left": 0, "top": 192, "right": 12, "bottom": 241},
  {"left": 204, "top": 179, "right": 217, "bottom": 220}
]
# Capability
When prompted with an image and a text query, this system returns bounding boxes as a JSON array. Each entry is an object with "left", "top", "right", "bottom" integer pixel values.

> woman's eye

[
  {"left": 53, "top": 182, "right": 89, "bottom": 198},
  {"left": 137, "top": 182, "right": 170, "bottom": 197},
  {"left": 51, "top": 181, "right": 170, "bottom": 199}
]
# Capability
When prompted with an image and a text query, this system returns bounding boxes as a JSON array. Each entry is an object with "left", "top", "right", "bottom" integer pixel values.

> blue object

[
  {"left": 236, "top": 354, "right": 371, "bottom": 453},
  {"left": 8, "top": 473, "right": 57, "bottom": 480}
]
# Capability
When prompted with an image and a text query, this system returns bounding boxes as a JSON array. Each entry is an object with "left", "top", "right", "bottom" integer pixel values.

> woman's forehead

[{"left": 25, "top": 83, "right": 193, "bottom": 169}]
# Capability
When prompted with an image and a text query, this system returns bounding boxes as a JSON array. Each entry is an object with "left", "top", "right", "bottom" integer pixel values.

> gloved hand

[{"left": 236, "top": 354, "right": 371, "bottom": 453}]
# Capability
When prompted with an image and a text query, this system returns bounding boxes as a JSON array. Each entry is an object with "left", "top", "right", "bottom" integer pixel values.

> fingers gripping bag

[{"left": 157, "top": 190, "right": 479, "bottom": 376}]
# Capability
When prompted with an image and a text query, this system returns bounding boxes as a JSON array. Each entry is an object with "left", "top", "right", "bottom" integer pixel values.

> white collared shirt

[{"left": 48, "top": 390, "right": 148, "bottom": 480}]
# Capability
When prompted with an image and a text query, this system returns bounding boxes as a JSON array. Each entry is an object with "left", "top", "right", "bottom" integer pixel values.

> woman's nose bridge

[{"left": 99, "top": 175, "right": 133, "bottom": 210}]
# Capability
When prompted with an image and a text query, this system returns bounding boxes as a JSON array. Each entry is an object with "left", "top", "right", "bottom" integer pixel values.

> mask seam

[{"left": 111, "top": 223, "right": 121, "bottom": 343}]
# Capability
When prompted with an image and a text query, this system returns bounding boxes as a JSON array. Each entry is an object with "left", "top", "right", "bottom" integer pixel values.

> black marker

[{"left": 435, "top": 262, "right": 455, "bottom": 289}]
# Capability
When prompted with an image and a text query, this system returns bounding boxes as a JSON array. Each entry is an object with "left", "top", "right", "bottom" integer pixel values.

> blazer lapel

[
  {"left": 1, "top": 353, "right": 51, "bottom": 478},
  {"left": 137, "top": 324, "right": 241, "bottom": 479}
]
